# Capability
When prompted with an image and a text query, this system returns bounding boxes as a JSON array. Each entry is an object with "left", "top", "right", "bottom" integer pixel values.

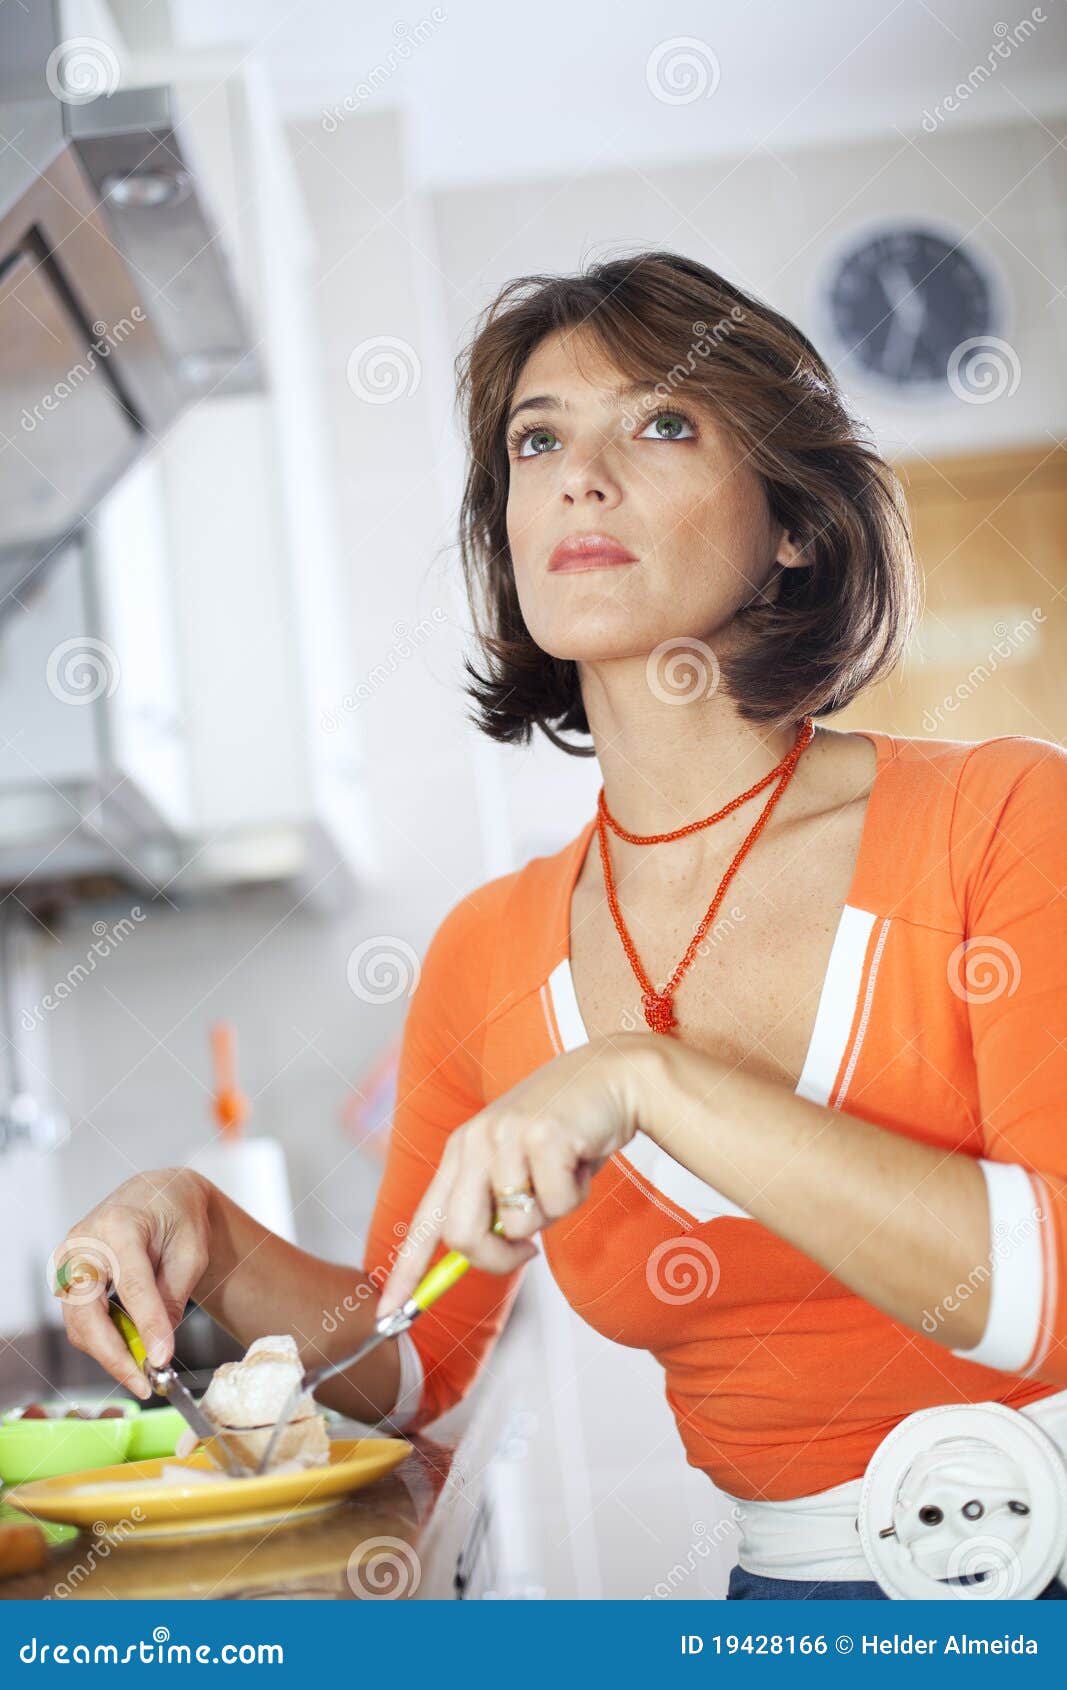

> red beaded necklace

[{"left": 596, "top": 715, "right": 815, "bottom": 1034}]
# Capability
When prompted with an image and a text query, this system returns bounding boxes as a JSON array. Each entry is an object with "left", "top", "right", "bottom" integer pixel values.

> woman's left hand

[{"left": 375, "top": 1033, "right": 658, "bottom": 1315}]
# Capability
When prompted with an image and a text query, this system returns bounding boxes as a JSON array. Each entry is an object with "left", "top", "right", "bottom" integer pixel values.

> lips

[{"left": 548, "top": 533, "right": 638, "bottom": 572}]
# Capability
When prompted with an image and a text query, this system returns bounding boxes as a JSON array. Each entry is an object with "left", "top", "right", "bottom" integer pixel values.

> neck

[{"left": 581, "top": 655, "right": 807, "bottom": 835}]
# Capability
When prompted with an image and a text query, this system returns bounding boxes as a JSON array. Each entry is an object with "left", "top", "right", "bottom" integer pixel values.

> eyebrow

[{"left": 504, "top": 380, "right": 664, "bottom": 431}]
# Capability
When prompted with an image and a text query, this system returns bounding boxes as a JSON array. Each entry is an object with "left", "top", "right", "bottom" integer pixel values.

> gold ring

[{"left": 495, "top": 1185, "right": 537, "bottom": 1213}]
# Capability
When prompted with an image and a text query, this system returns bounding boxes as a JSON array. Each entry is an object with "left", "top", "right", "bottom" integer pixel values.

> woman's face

[{"left": 504, "top": 328, "right": 792, "bottom": 666}]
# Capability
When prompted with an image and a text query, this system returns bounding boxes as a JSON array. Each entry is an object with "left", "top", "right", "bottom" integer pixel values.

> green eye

[
  {"left": 516, "top": 427, "right": 560, "bottom": 457},
  {"left": 639, "top": 411, "right": 695, "bottom": 441}
]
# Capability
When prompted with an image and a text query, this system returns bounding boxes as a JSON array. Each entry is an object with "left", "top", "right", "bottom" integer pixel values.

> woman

[{"left": 55, "top": 253, "right": 1067, "bottom": 1600}]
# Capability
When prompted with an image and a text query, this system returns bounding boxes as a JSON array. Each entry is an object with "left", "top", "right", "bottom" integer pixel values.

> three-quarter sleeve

[
  {"left": 948, "top": 736, "right": 1067, "bottom": 1384},
  {"left": 362, "top": 894, "right": 528, "bottom": 1427}
]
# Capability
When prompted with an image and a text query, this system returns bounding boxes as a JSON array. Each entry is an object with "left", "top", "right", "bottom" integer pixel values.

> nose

[{"left": 560, "top": 437, "right": 623, "bottom": 508}]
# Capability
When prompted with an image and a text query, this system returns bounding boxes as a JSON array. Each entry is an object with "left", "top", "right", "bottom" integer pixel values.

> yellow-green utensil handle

[
  {"left": 410, "top": 1250, "right": 471, "bottom": 1312},
  {"left": 408, "top": 1215, "right": 507, "bottom": 1313},
  {"left": 109, "top": 1301, "right": 147, "bottom": 1370}
]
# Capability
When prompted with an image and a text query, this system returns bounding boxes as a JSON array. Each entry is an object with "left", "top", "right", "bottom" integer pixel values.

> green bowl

[
  {"left": 125, "top": 1405, "right": 186, "bottom": 1461},
  {"left": 0, "top": 1399, "right": 140, "bottom": 1485}
]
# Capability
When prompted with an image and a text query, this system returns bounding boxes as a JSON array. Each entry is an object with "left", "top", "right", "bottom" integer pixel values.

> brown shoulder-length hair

[{"left": 455, "top": 250, "right": 919, "bottom": 753}]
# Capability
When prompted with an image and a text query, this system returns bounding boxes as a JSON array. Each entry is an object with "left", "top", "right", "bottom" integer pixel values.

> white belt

[{"left": 724, "top": 1389, "right": 1067, "bottom": 1599}]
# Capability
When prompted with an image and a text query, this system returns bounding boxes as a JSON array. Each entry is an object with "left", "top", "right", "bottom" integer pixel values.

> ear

[{"left": 774, "top": 527, "right": 810, "bottom": 570}]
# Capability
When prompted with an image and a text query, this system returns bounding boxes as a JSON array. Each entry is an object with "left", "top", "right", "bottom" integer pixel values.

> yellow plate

[{"left": 4, "top": 1439, "right": 412, "bottom": 1540}]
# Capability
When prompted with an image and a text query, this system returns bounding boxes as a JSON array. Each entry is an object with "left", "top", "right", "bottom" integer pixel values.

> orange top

[{"left": 365, "top": 730, "right": 1067, "bottom": 1501}]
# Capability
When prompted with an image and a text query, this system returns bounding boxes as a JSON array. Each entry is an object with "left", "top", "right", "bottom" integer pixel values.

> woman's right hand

[{"left": 52, "top": 1169, "right": 213, "bottom": 1400}]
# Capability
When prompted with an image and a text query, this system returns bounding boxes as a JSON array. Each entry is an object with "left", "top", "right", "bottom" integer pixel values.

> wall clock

[{"left": 820, "top": 222, "right": 1006, "bottom": 394}]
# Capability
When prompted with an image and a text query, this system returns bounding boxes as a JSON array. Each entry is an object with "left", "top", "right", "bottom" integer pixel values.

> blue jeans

[{"left": 727, "top": 1564, "right": 1067, "bottom": 1600}]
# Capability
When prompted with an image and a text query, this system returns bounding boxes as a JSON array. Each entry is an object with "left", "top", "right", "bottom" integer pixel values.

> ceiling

[{"left": 170, "top": 0, "right": 1067, "bottom": 189}]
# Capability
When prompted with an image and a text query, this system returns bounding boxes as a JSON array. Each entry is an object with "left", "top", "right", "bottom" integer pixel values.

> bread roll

[
  {"left": 200, "top": 1334, "right": 330, "bottom": 1472},
  {"left": 209, "top": 1414, "right": 330, "bottom": 1471}
]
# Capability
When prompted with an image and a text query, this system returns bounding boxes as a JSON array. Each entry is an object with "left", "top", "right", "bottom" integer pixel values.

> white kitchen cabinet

[
  {"left": 0, "top": 50, "right": 371, "bottom": 905},
  {"left": 0, "top": 472, "right": 189, "bottom": 890}
]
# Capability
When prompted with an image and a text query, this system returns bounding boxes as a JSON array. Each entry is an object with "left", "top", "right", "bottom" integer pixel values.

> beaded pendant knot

[{"left": 641, "top": 992, "right": 677, "bottom": 1035}]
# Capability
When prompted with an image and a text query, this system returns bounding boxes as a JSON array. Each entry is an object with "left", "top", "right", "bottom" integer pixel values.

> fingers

[
  {"left": 376, "top": 1130, "right": 539, "bottom": 1316},
  {"left": 448, "top": 1128, "right": 539, "bottom": 1272},
  {"left": 376, "top": 1170, "right": 451, "bottom": 1316},
  {"left": 488, "top": 1134, "right": 546, "bottom": 1241},
  {"left": 57, "top": 1213, "right": 173, "bottom": 1384},
  {"left": 106, "top": 1253, "right": 175, "bottom": 1369},
  {"left": 525, "top": 1123, "right": 586, "bottom": 1221},
  {"left": 154, "top": 1231, "right": 209, "bottom": 1337},
  {"left": 62, "top": 1295, "right": 153, "bottom": 1400}
]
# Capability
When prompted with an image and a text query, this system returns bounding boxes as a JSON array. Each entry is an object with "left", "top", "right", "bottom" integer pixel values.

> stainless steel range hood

[{"left": 0, "top": 2, "right": 261, "bottom": 619}]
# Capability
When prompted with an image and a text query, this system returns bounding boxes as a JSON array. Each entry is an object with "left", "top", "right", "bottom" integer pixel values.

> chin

[{"left": 528, "top": 613, "right": 662, "bottom": 665}]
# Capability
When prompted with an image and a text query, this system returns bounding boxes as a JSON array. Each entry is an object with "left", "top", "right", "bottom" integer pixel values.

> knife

[
  {"left": 255, "top": 1226, "right": 507, "bottom": 1475},
  {"left": 108, "top": 1303, "right": 251, "bottom": 1478}
]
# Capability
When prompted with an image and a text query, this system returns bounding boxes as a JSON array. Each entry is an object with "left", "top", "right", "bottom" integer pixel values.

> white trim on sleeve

[
  {"left": 385, "top": 1330, "right": 424, "bottom": 1428},
  {"left": 949, "top": 1159, "right": 1046, "bottom": 1374}
]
